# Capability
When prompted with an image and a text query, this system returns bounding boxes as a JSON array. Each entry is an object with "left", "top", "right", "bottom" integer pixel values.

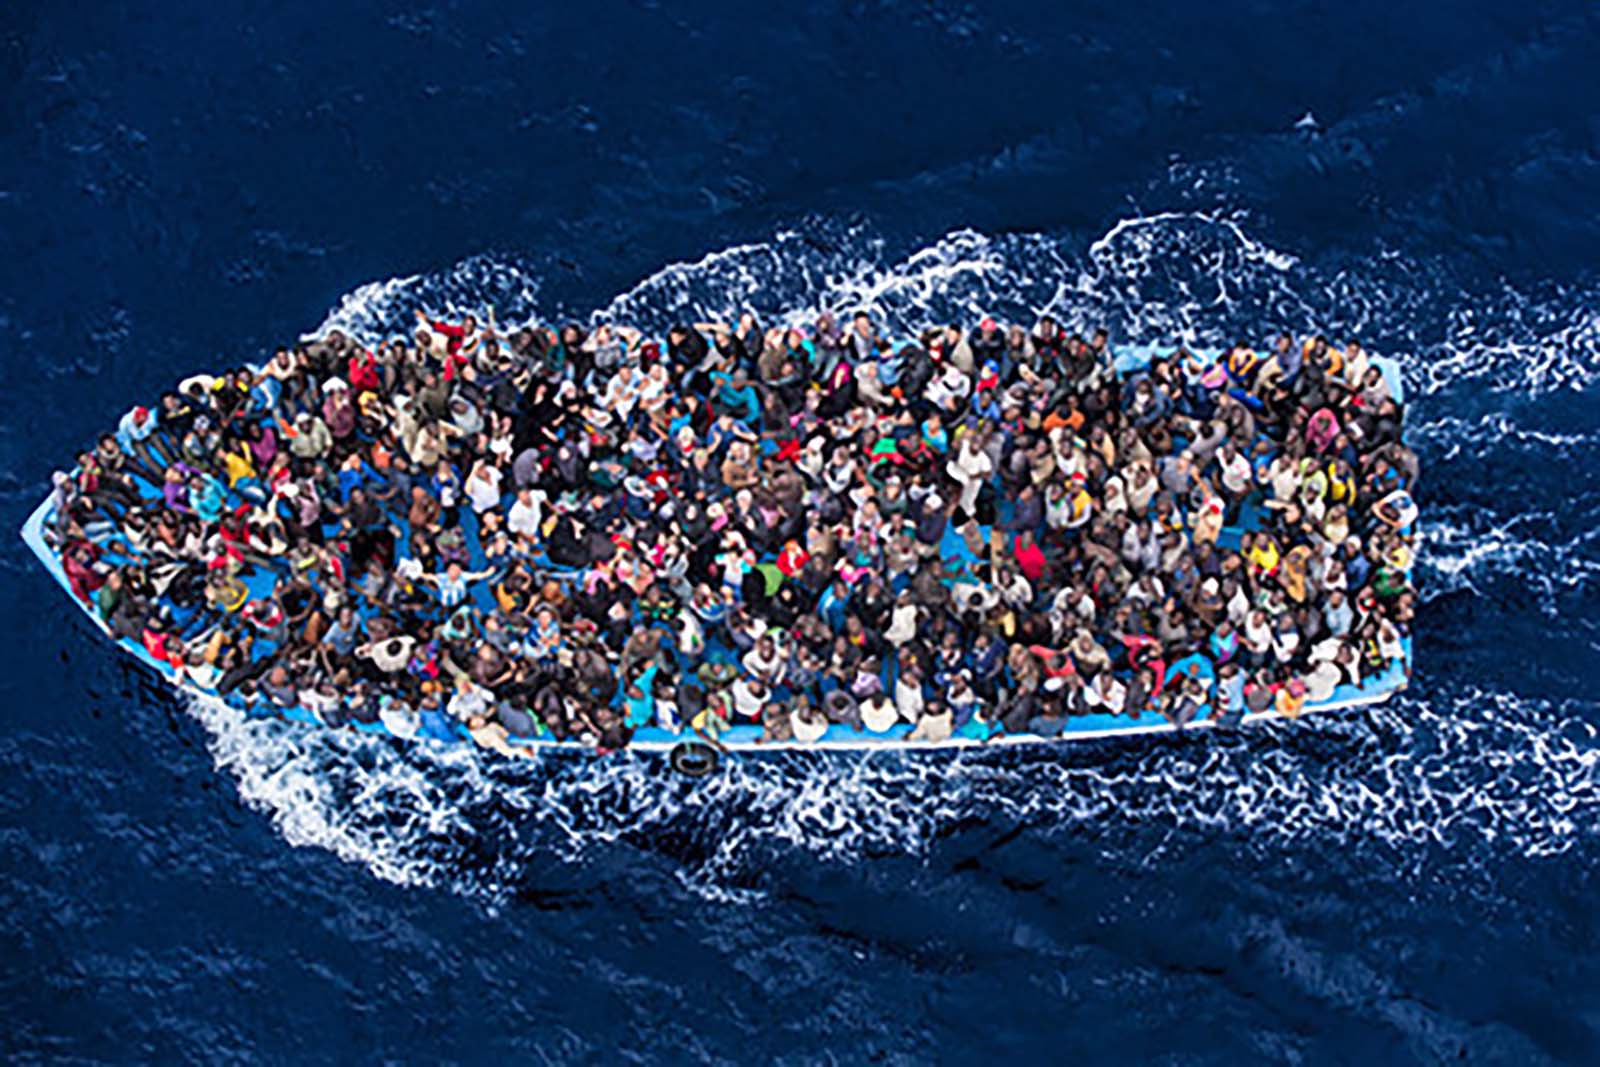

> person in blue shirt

[
  {"left": 524, "top": 607, "right": 562, "bottom": 663},
  {"left": 713, "top": 370, "right": 760, "bottom": 424},
  {"left": 971, "top": 632, "right": 1007, "bottom": 700},
  {"left": 816, "top": 578, "right": 851, "bottom": 633},
  {"left": 1216, "top": 662, "right": 1247, "bottom": 727},
  {"left": 428, "top": 460, "right": 463, "bottom": 526},
  {"left": 115, "top": 404, "right": 172, "bottom": 480},
  {"left": 876, "top": 343, "right": 905, "bottom": 389},
  {"left": 1272, "top": 333, "right": 1303, "bottom": 389},
  {"left": 1207, "top": 619, "right": 1240, "bottom": 665},
  {"left": 337, "top": 452, "right": 374, "bottom": 502},
  {"left": 1342, "top": 540, "right": 1371, "bottom": 591},
  {"left": 970, "top": 386, "right": 1001, "bottom": 422},
  {"left": 116, "top": 404, "right": 159, "bottom": 452},
  {"left": 621, "top": 662, "right": 659, "bottom": 728},
  {"left": 191, "top": 473, "right": 227, "bottom": 525},
  {"left": 423, "top": 560, "right": 495, "bottom": 611},
  {"left": 323, "top": 605, "right": 364, "bottom": 658}
]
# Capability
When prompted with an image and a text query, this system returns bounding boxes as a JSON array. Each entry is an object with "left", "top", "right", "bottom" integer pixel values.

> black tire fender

[{"left": 669, "top": 739, "right": 719, "bottom": 777}]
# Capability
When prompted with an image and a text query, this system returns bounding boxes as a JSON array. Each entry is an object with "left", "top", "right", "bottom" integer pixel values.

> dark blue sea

[{"left": 3, "top": 3, "right": 1599, "bottom": 1063}]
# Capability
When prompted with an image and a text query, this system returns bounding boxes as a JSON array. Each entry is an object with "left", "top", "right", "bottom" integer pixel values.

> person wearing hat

[{"left": 320, "top": 376, "right": 358, "bottom": 450}]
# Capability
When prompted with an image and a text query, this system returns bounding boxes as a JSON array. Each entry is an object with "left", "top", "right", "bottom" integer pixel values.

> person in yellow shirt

[
  {"left": 1244, "top": 531, "right": 1281, "bottom": 577},
  {"left": 219, "top": 439, "right": 257, "bottom": 487},
  {"left": 1279, "top": 544, "right": 1314, "bottom": 603},
  {"left": 1325, "top": 459, "right": 1355, "bottom": 505}
]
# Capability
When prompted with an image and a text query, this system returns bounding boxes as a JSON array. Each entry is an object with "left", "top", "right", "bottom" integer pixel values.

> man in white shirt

[
  {"left": 925, "top": 364, "right": 972, "bottom": 410},
  {"left": 945, "top": 431, "right": 993, "bottom": 517},
  {"left": 506, "top": 486, "right": 547, "bottom": 542},
  {"left": 730, "top": 676, "right": 768, "bottom": 721},
  {"left": 447, "top": 676, "right": 493, "bottom": 723},
  {"left": 741, "top": 634, "right": 786, "bottom": 688},
  {"left": 1084, "top": 671, "right": 1127, "bottom": 716},
  {"left": 1218, "top": 443, "right": 1253, "bottom": 500},
  {"left": 465, "top": 461, "right": 503, "bottom": 514}
]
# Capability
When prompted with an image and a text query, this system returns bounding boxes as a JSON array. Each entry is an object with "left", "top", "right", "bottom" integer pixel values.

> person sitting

[{"left": 50, "top": 309, "right": 1413, "bottom": 758}]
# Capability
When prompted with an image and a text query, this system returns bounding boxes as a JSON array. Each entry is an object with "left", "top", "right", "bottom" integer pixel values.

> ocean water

[{"left": 2, "top": 3, "right": 1599, "bottom": 1063}]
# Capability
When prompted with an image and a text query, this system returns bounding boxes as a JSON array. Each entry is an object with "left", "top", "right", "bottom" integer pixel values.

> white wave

[
  {"left": 1411, "top": 297, "right": 1600, "bottom": 399},
  {"left": 186, "top": 678, "right": 1599, "bottom": 902},
  {"left": 1418, "top": 506, "right": 1600, "bottom": 612},
  {"left": 294, "top": 206, "right": 1584, "bottom": 407},
  {"left": 1406, "top": 411, "right": 1599, "bottom": 459},
  {"left": 311, "top": 254, "right": 545, "bottom": 345},
  {"left": 306, "top": 212, "right": 1600, "bottom": 405}
]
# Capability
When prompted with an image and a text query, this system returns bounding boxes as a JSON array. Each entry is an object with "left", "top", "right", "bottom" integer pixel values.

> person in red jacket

[
  {"left": 1013, "top": 530, "right": 1046, "bottom": 583},
  {"left": 62, "top": 540, "right": 106, "bottom": 604},
  {"left": 347, "top": 347, "right": 382, "bottom": 393},
  {"left": 414, "top": 309, "right": 487, "bottom": 381}
]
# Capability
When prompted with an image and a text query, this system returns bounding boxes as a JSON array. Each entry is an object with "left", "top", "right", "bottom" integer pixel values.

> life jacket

[
  {"left": 776, "top": 542, "right": 809, "bottom": 577},
  {"left": 348, "top": 351, "right": 382, "bottom": 392},
  {"left": 1225, "top": 347, "right": 1259, "bottom": 384},
  {"left": 245, "top": 600, "right": 282, "bottom": 629},
  {"left": 1247, "top": 539, "right": 1281, "bottom": 576},
  {"left": 142, "top": 627, "right": 169, "bottom": 663},
  {"left": 1275, "top": 684, "right": 1307, "bottom": 718},
  {"left": 1326, "top": 462, "right": 1355, "bottom": 503}
]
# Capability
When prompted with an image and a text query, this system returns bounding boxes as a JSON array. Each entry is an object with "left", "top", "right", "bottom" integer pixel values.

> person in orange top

[
  {"left": 1041, "top": 394, "right": 1086, "bottom": 434},
  {"left": 1275, "top": 677, "right": 1308, "bottom": 718}
]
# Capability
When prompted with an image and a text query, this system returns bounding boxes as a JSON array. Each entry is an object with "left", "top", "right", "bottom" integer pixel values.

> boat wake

[
  {"left": 179, "top": 211, "right": 1600, "bottom": 899},
  {"left": 187, "top": 681, "right": 1597, "bottom": 902}
]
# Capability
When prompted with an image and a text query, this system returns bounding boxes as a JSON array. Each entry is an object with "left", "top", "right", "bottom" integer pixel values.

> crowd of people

[{"left": 44, "top": 303, "right": 1418, "bottom": 755}]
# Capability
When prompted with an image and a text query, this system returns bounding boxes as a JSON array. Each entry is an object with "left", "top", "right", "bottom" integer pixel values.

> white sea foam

[
  {"left": 1410, "top": 296, "right": 1600, "bottom": 399},
  {"left": 1417, "top": 500, "right": 1600, "bottom": 612},
  {"left": 202, "top": 212, "right": 1600, "bottom": 896},
  {"left": 312, "top": 254, "right": 545, "bottom": 346},
  {"left": 186, "top": 681, "right": 1599, "bottom": 899},
  {"left": 1406, "top": 412, "right": 1599, "bottom": 460}
]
